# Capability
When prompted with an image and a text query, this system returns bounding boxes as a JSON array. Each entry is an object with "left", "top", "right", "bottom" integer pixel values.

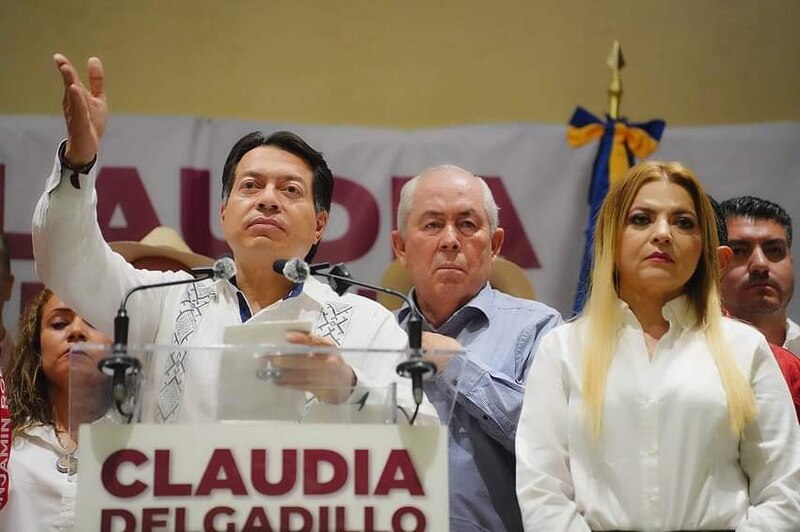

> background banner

[{"left": 2, "top": 116, "right": 799, "bottom": 328}]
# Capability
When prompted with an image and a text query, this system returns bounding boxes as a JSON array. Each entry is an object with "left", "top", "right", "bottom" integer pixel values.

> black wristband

[{"left": 57, "top": 141, "right": 97, "bottom": 190}]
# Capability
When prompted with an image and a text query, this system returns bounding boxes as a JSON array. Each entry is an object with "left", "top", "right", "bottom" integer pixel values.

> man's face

[
  {"left": 220, "top": 146, "right": 327, "bottom": 263},
  {"left": 391, "top": 170, "right": 503, "bottom": 312},
  {"left": 720, "top": 216, "right": 794, "bottom": 317}
]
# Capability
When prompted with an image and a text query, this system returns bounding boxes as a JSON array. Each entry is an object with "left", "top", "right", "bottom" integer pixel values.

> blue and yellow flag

[{"left": 568, "top": 106, "right": 665, "bottom": 315}]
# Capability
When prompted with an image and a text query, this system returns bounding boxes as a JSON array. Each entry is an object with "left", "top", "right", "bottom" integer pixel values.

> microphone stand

[
  {"left": 98, "top": 272, "right": 215, "bottom": 422},
  {"left": 309, "top": 264, "right": 435, "bottom": 423}
]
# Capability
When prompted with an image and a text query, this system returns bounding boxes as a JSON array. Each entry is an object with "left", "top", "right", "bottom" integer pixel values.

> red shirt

[{"left": 769, "top": 344, "right": 800, "bottom": 424}]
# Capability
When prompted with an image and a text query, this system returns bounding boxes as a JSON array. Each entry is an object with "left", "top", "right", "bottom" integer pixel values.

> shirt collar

[
  {"left": 661, "top": 294, "right": 698, "bottom": 329},
  {"left": 227, "top": 275, "right": 305, "bottom": 322},
  {"left": 21, "top": 423, "right": 59, "bottom": 449},
  {"left": 786, "top": 318, "right": 800, "bottom": 341},
  {"left": 398, "top": 283, "right": 493, "bottom": 334},
  {"left": 618, "top": 293, "right": 698, "bottom": 330}
]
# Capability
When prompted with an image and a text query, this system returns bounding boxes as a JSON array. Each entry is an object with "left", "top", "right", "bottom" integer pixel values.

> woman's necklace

[{"left": 54, "top": 429, "right": 78, "bottom": 475}]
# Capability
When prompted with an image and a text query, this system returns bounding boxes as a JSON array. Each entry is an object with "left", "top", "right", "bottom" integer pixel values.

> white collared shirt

[
  {"left": 0, "top": 425, "right": 77, "bottom": 531},
  {"left": 784, "top": 318, "right": 800, "bottom": 357},
  {"left": 516, "top": 297, "right": 800, "bottom": 532},
  {"left": 32, "top": 149, "right": 422, "bottom": 422}
]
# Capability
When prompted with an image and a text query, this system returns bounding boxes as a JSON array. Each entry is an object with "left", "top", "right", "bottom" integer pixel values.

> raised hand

[{"left": 54, "top": 54, "right": 107, "bottom": 167}]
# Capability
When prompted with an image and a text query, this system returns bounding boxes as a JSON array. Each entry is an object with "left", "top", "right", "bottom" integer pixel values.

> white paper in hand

[{"left": 222, "top": 320, "right": 312, "bottom": 345}]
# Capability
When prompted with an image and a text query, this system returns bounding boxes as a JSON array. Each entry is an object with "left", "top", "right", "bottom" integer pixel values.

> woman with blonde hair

[
  {"left": 516, "top": 161, "right": 800, "bottom": 531},
  {"left": 0, "top": 288, "right": 111, "bottom": 530}
]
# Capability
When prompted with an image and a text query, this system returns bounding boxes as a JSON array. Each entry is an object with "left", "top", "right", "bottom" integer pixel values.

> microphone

[
  {"left": 272, "top": 258, "right": 434, "bottom": 412},
  {"left": 274, "top": 257, "right": 311, "bottom": 284},
  {"left": 99, "top": 257, "right": 237, "bottom": 420},
  {"left": 190, "top": 256, "right": 237, "bottom": 280}
]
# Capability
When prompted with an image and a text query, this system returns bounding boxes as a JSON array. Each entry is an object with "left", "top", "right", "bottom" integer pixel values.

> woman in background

[
  {"left": 516, "top": 161, "right": 800, "bottom": 531},
  {"left": 0, "top": 289, "right": 111, "bottom": 531}
]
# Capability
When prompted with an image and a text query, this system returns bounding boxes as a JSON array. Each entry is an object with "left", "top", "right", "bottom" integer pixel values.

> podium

[{"left": 67, "top": 343, "right": 464, "bottom": 531}]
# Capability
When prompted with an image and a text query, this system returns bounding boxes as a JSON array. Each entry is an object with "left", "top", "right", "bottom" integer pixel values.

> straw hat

[
  {"left": 377, "top": 256, "right": 536, "bottom": 310},
  {"left": 109, "top": 226, "right": 214, "bottom": 270}
]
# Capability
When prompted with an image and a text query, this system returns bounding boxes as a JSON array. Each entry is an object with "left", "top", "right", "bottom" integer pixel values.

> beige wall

[{"left": 1, "top": 0, "right": 798, "bottom": 127}]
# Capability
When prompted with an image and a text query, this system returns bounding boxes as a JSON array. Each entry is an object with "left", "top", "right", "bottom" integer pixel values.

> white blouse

[
  {"left": 0, "top": 425, "right": 77, "bottom": 531},
  {"left": 516, "top": 296, "right": 800, "bottom": 531}
]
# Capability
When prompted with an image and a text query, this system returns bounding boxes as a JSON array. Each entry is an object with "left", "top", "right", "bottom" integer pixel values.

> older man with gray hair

[{"left": 391, "top": 165, "right": 562, "bottom": 532}]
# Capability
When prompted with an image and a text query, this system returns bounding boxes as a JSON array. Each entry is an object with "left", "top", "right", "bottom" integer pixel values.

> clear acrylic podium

[{"left": 66, "top": 343, "right": 465, "bottom": 531}]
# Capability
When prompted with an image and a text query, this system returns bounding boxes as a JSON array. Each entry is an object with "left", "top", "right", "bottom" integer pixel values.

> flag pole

[
  {"left": 567, "top": 40, "right": 665, "bottom": 314},
  {"left": 607, "top": 40, "right": 625, "bottom": 120}
]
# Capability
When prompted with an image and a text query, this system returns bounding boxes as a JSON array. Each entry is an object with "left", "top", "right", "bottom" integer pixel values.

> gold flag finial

[{"left": 607, "top": 40, "right": 625, "bottom": 119}]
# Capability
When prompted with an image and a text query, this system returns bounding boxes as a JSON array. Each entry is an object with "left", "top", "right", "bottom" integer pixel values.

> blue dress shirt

[{"left": 397, "top": 284, "right": 562, "bottom": 531}]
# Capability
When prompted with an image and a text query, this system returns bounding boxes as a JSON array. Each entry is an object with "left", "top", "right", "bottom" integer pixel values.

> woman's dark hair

[{"left": 6, "top": 288, "right": 54, "bottom": 436}]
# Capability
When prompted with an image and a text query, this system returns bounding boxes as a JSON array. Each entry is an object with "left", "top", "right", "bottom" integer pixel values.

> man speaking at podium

[{"left": 32, "top": 54, "right": 420, "bottom": 422}]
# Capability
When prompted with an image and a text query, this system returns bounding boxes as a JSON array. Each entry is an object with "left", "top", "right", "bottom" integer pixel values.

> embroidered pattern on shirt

[
  {"left": 314, "top": 301, "right": 354, "bottom": 346},
  {"left": 156, "top": 281, "right": 216, "bottom": 422}
]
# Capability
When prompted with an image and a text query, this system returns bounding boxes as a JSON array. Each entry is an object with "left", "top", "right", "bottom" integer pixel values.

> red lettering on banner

[
  {"left": 243, "top": 506, "right": 274, "bottom": 531},
  {"left": 102, "top": 449, "right": 149, "bottom": 498},
  {"left": 175, "top": 507, "right": 187, "bottom": 531},
  {"left": 316, "top": 176, "right": 380, "bottom": 263},
  {"left": 96, "top": 167, "right": 160, "bottom": 242},
  {"left": 281, "top": 506, "right": 313, "bottom": 532},
  {"left": 180, "top": 168, "right": 231, "bottom": 258},
  {"left": 101, "top": 508, "right": 136, "bottom": 532},
  {"left": 142, "top": 507, "right": 170, "bottom": 531},
  {"left": 374, "top": 450, "right": 424, "bottom": 496},
  {"left": 153, "top": 449, "right": 192, "bottom": 496},
  {"left": 95, "top": 502, "right": 427, "bottom": 530},
  {"left": 320, "top": 506, "right": 330, "bottom": 532},
  {"left": 0, "top": 373, "right": 10, "bottom": 511},
  {"left": 336, "top": 506, "right": 361, "bottom": 532},
  {"left": 354, "top": 449, "right": 369, "bottom": 495},
  {"left": 364, "top": 507, "right": 390, "bottom": 532},
  {"left": 195, "top": 449, "right": 247, "bottom": 496},
  {"left": 251, "top": 449, "right": 296, "bottom": 495},
  {"left": 391, "top": 506, "right": 426, "bottom": 532},
  {"left": 304, "top": 449, "right": 348, "bottom": 495},
  {"left": 204, "top": 506, "right": 235, "bottom": 531},
  {"left": 391, "top": 176, "right": 540, "bottom": 268}
]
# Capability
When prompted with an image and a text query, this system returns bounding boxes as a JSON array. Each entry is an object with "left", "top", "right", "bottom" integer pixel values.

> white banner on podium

[{"left": 76, "top": 422, "right": 447, "bottom": 531}]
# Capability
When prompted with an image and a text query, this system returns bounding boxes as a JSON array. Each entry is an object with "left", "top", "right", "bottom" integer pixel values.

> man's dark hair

[
  {"left": 220, "top": 131, "right": 334, "bottom": 261},
  {"left": 720, "top": 196, "right": 793, "bottom": 247},
  {"left": 707, "top": 195, "right": 728, "bottom": 246}
]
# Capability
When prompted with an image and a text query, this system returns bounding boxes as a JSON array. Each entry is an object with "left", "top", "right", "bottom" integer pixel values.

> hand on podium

[
  {"left": 421, "top": 331, "right": 461, "bottom": 373},
  {"left": 265, "top": 331, "right": 357, "bottom": 404}
]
